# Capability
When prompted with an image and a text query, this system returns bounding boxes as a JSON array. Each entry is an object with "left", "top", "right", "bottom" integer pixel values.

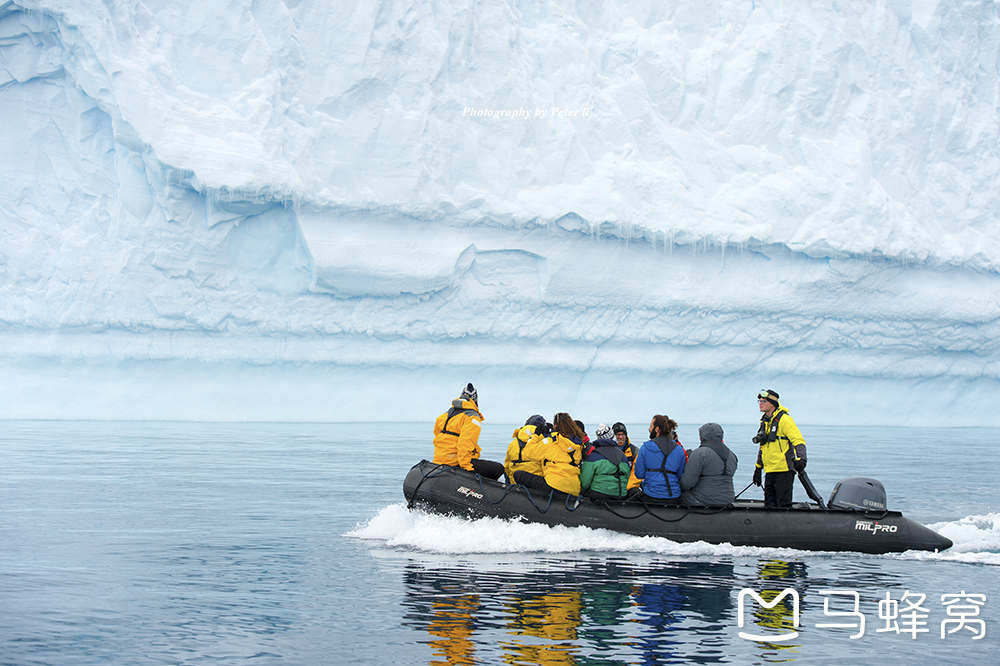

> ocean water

[{"left": 1, "top": 420, "right": 997, "bottom": 665}]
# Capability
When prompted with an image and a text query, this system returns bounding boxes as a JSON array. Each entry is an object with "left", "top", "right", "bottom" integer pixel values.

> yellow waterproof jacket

[
  {"left": 504, "top": 424, "right": 546, "bottom": 479},
  {"left": 432, "top": 399, "right": 484, "bottom": 471},
  {"left": 620, "top": 438, "right": 641, "bottom": 491},
  {"left": 540, "top": 433, "right": 583, "bottom": 495},
  {"left": 754, "top": 405, "right": 807, "bottom": 473}
]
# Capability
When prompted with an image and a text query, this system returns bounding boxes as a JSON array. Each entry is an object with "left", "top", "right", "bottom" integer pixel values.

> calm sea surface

[{"left": 1, "top": 420, "right": 997, "bottom": 665}]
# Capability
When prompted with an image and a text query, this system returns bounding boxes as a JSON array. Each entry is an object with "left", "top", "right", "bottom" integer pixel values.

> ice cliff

[{"left": 1, "top": 0, "right": 999, "bottom": 425}]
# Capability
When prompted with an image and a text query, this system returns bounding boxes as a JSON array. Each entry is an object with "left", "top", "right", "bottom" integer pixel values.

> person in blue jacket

[{"left": 633, "top": 414, "right": 686, "bottom": 503}]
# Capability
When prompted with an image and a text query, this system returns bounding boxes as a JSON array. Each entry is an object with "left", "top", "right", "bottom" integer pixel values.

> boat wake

[
  {"left": 346, "top": 504, "right": 1000, "bottom": 564},
  {"left": 898, "top": 512, "right": 1000, "bottom": 564}
]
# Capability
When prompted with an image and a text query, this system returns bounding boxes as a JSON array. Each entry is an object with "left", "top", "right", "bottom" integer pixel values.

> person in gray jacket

[{"left": 680, "top": 423, "right": 738, "bottom": 506}]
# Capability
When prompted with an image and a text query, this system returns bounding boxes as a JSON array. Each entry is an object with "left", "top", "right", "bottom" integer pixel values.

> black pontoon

[{"left": 403, "top": 461, "right": 952, "bottom": 554}]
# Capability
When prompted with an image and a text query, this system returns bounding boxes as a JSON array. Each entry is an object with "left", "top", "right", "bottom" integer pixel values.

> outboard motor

[{"left": 828, "top": 477, "right": 888, "bottom": 511}]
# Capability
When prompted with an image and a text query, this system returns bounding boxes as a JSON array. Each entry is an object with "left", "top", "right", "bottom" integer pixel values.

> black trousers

[
  {"left": 586, "top": 489, "right": 627, "bottom": 502},
  {"left": 512, "top": 470, "right": 557, "bottom": 493},
  {"left": 764, "top": 470, "right": 796, "bottom": 508},
  {"left": 637, "top": 493, "right": 682, "bottom": 505},
  {"left": 471, "top": 458, "right": 504, "bottom": 480}
]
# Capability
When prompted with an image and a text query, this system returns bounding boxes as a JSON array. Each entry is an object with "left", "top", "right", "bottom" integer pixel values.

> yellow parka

[
  {"left": 754, "top": 404, "right": 807, "bottom": 473},
  {"left": 540, "top": 433, "right": 583, "bottom": 496},
  {"left": 432, "top": 399, "right": 484, "bottom": 471},
  {"left": 504, "top": 424, "right": 546, "bottom": 480}
]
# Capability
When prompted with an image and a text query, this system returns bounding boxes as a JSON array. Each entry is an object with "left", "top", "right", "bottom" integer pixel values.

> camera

[{"left": 752, "top": 433, "right": 765, "bottom": 444}]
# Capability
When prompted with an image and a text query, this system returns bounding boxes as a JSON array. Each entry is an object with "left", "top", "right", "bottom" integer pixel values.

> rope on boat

[
  {"left": 408, "top": 461, "right": 561, "bottom": 515},
  {"left": 473, "top": 474, "right": 556, "bottom": 513},
  {"left": 406, "top": 460, "right": 451, "bottom": 509},
  {"left": 564, "top": 494, "right": 582, "bottom": 512},
  {"left": 414, "top": 463, "right": 734, "bottom": 524}
]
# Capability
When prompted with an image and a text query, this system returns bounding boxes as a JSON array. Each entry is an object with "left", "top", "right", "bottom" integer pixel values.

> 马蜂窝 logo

[{"left": 738, "top": 588, "right": 800, "bottom": 641}]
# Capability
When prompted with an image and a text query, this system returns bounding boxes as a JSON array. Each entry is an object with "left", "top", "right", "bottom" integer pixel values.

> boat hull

[{"left": 402, "top": 461, "right": 952, "bottom": 554}]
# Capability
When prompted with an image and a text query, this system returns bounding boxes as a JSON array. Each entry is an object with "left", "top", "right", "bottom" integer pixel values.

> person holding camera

[
  {"left": 512, "top": 413, "right": 585, "bottom": 495},
  {"left": 752, "top": 389, "right": 807, "bottom": 508}
]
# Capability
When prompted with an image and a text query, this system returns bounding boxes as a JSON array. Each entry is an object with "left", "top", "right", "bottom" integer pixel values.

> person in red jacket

[{"left": 432, "top": 383, "right": 503, "bottom": 479}]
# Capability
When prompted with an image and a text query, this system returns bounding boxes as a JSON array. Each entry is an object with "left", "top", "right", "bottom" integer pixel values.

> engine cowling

[{"left": 828, "top": 477, "right": 887, "bottom": 511}]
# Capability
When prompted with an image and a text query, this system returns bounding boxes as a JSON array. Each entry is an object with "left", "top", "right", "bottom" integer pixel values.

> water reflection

[
  {"left": 399, "top": 554, "right": 927, "bottom": 665},
  {"left": 743, "top": 560, "right": 809, "bottom": 659},
  {"left": 403, "top": 558, "right": 744, "bottom": 666},
  {"left": 502, "top": 590, "right": 582, "bottom": 665},
  {"left": 426, "top": 594, "right": 480, "bottom": 666}
]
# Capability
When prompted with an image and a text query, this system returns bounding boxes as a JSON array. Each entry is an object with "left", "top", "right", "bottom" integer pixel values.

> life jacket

[
  {"left": 441, "top": 400, "right": 481, "bottom": 436},
  {"left": 755, "top": 407, "right": 808, "bottom": 473},
  {"left": 504, "top": 425, "right": 545, "bottom": 478},
  {"left": 708, "top": 445, "right": 734, "bottom": 476},
  {"left": 619, "top": 440, "right": 638, "bottom": 463},
  {"left": 432, "top": 399, "right": 483, "bottom": 470},
  {"left": 651, "top": 436, "right": 682, "bottom": 496},
  {"left": 701, "top": 440, "right": 735, "bottom": 476},
  {"left": 511, "top": 426, "right": 531, "bottom": 463},
  {"left": 587, "top": 442, "right": 627, "bottom": 466},
  {"left": 586, "top": 441, "right": 629, "bottom": 496},
  {"left": 756, "top": 410, "right": 785, "bottom": 444}
]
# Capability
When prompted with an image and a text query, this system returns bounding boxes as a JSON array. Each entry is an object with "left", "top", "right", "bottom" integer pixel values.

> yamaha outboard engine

[{"left": 828, "top": 477, "right": 888, "bottom": 511}]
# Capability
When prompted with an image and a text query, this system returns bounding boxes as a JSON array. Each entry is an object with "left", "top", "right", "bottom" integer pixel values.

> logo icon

[
  {"left": 855, "top": 520, "right": 898, "bottom": 535},
  {"left": 456, "top": 486, "right": 483, "bottom": 499},
  {"left": 738, "top": 588, "right": 800, "bottom": 641}
]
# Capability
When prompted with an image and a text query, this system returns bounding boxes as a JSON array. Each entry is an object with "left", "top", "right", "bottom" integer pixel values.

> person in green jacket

[{"left": 580, "top": 424, "right": 631, "bottom": 500}]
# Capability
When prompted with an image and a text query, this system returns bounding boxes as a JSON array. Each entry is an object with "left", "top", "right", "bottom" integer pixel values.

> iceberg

[{"left": 1, "top": 1, "right": 998, "bottom": 425}]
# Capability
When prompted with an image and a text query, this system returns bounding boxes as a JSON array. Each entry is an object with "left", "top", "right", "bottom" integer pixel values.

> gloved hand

[
  {"left": 752, "top": 467, "right": 762, "bottom": 487},
  {"left": 794, "top": 458, "right": 806, "bottom": 472}
]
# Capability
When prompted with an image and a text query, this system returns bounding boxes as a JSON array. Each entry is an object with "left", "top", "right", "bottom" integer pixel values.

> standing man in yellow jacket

[
  {"left": 432, "top": 383, "right": 504, "bottom": 479},
  {"left": 752, "top": 389, "right": 807, "bottom": 508}
]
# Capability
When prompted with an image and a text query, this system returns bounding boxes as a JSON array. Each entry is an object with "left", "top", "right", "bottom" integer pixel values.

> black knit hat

[
  {"left": 612, "top": 422, "right": 627, "bottom": 435},
  {"left": 525, "top": 414, "right": 545, "bottom": 428},
  {"left": 758, "top": 388, "right": 779, "bottom": 408},
  {"left": 461, "top": 383, "right": 478, "bottom": 405}
]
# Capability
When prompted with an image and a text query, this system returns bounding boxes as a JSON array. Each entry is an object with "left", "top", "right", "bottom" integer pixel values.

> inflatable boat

[{"left": 402, "top": 461, "right": 952, "bottom": 554}]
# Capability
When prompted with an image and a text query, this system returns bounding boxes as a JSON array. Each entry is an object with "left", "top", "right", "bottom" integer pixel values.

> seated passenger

[
  {"left": 504, "top": 415, "right": 548, "bottom": 483},
  {"left": 612, "top": 422, "right": 642, "bottom": 493},
  {"left": 432, "top": 383, "right": 504, "bottom": 480},
  {"left": 632, "top": 414, "right": 686, "bottom": 503},
  {"left": 512, "top": 412, "right": 584, "bottom": 495},
  {"left": 580, "top": 424, "right": 631, "bottom": 500},
  {"left": 680, "top": 423, "right": 738, "bottom": 506}
]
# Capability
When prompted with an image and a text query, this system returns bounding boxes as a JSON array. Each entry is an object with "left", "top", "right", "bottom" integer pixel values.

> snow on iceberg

[{"left": 1, "top": 1, "right": 999, "bottom": 424}]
